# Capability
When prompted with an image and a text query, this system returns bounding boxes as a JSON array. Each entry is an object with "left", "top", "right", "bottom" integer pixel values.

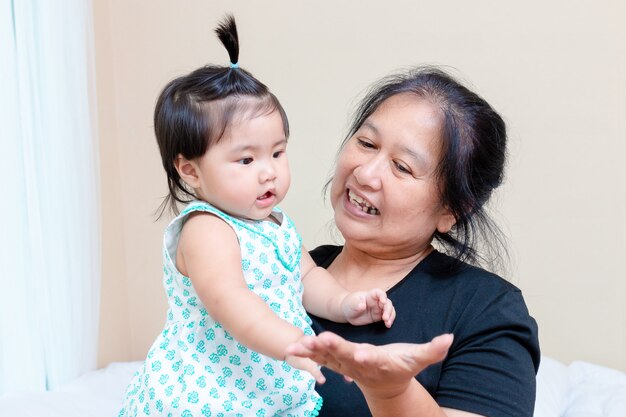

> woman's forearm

[{"left": 362, "top": 378, "right": 447, "bottom": 417}]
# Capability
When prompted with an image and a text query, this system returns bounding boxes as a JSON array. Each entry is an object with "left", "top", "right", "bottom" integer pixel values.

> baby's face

[{"left": 194, "top": 109, "right": 291, "bottom": 221}]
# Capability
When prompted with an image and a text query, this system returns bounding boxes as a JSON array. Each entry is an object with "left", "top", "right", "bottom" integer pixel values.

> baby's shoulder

[{"left": 179, "top": 211, "right": 237, "bottom": 246}]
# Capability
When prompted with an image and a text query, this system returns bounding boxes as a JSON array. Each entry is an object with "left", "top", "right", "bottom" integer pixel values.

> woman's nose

[{"left": 353, "top": 154, "right": 383, "bottom": 190}]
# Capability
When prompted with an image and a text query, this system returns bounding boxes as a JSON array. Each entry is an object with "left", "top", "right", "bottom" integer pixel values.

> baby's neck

[{"left": 266, "top": 212, "right": 282, "bottom": 225}]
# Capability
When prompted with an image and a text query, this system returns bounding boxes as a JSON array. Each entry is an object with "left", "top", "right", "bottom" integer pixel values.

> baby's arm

[
  {"left": 300, "top": 250, "right": 395, "bottom": 328},
  {"left": 177, "top": 213, "right": 323, "bottom": 382}
]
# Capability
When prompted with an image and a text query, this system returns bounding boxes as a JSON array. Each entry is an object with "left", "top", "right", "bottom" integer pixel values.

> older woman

[{"left": 288, "top": 67, "right": 540, "bottom": 417}]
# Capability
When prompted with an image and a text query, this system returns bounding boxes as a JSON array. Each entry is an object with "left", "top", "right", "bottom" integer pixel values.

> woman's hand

[
  {"left": 341, "top": 288, "right": 396, "bottom": 328},
  {"left": 285, "top": 355, "right": 326, "bottom": 385},
  {"left": 286, "top": 332, "right": 453, "bottom": 399}
]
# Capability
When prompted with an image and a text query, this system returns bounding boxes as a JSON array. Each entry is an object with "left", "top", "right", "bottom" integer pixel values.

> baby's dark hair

[{"left": 154, "top": 15, "right": 289, "bottom": 217}]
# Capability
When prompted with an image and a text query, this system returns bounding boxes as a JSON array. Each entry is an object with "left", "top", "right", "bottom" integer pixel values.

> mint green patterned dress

[{"left": 119, "top": 201, "right": 323, "bottom": 417}]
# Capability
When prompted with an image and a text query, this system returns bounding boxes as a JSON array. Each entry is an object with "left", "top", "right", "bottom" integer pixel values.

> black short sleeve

[{"left": 434, "top": 289, "right": 539, "bottom": 416}]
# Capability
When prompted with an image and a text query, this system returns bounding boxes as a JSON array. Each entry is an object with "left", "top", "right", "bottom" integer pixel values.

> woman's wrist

[{"left": 361, "top": 378, "right": 446, "bottom": 417}]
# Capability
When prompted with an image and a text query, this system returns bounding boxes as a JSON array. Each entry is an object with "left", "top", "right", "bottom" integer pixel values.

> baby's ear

[{"left": 174, "top": 155, "right": 201, "bottom": 188}]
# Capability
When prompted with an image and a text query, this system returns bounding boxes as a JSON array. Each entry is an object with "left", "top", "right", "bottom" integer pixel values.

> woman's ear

[
  {"left": 174, "top": 155, "right": 201, "bottom": 189},
  {"left": 436, "top": 209, "right": 456, "bottom": 234}
]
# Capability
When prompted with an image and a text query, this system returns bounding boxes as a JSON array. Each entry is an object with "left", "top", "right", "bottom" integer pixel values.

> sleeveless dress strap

[{"left": 166, "top": 201, "right": 302, "bottom": 272}]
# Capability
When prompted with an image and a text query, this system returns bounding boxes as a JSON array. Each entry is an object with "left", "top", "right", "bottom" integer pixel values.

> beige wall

[{"left": 94, "top": 1, "right": 626, "bottom": 371}]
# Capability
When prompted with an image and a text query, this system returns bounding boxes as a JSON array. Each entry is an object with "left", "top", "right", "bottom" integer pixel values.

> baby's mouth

[
  {"left": 348, "top": 190, "right": 380, "bottom": 215},
  {"left": 258, "top": 191, "right": 274, "bottom": 200}
]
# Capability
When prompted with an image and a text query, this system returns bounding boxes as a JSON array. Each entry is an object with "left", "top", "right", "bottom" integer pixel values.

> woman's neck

[{"left": 327, "top": 243, "right": 434, "bottom": 292}]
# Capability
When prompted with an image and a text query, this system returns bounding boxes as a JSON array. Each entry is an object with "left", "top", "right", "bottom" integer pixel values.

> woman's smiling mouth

[{"left": 348, "top": 189, "right": 380, "bottom": 215}]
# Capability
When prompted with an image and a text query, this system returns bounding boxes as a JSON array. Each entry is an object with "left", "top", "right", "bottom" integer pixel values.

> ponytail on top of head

[
  {"left": 154, "top": 14, "right": 289, "bottom": 218},
  {"left": 215, "top": 14, "right": 239, "bottom": 67}
]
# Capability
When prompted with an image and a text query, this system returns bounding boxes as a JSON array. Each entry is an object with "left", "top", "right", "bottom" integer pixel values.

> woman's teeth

[{"left": 348, "top": 190, "right": 379, "bottom": 215}]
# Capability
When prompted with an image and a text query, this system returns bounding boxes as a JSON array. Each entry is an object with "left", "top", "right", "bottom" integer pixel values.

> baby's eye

[
  {"left": 272, "top": 150, "right": 284, "bottom": 158},
  {"left": 238, "top": 157, "right": 253, "bottom": 165}
]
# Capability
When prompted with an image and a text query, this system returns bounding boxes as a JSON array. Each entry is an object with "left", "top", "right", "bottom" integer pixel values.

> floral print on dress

[{"left": 119, "top": 201, "right": 322, "bottom": 416}]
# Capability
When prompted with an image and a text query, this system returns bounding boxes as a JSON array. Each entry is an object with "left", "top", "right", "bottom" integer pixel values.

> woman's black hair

[
  {"left": 335, "top": 66, "right": 508, "bottom": 270},
  {"left": 154, "top": 14, "right": 289, "bottom": 217}
]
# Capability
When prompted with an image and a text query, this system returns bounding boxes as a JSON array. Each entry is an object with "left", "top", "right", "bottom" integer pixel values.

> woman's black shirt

[{"left": 309, "top": 245, "right": 540, "bottom": 417}]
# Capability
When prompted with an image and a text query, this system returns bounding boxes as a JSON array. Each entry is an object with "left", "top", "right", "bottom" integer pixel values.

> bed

[{"left": 1, "top": 356, "right": 625, "bottom": 416}]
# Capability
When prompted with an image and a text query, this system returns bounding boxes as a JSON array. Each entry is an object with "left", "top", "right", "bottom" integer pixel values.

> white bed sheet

[
  {"left": 535, "top": 356, "right": 626, "bottom": 417},
  {"left": 1, "top": 357, "right": 625, "bottom": 417},
  {"left": 0, "top": 361, "right": 140, "bottom": 417}
]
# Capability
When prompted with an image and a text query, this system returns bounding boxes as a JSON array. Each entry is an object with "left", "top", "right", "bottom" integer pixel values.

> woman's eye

[
  {"left": 357, "top": 139, "right": 375, "bottom": 149},
  {"left": 238, "top": 157, "right": 253, "bottom": 165},
  {"left": 394, "top": 161, "right": 412, "bottom": 175}
]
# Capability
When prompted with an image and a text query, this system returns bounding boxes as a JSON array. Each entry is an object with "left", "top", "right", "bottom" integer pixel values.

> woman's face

[{"left": 330, "top": 93, "right": 455, "bottom": 259}]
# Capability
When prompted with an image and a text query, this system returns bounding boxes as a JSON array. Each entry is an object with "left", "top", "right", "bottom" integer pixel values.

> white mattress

[
  {"left": 1, "top": 357, "right": 625, "bottom": 417},
  {"left": 0, "top": 361, "right": 140, "bottom": 417},
  {"left": 535, "top": 357, "right": 626, "bottom": 417}
]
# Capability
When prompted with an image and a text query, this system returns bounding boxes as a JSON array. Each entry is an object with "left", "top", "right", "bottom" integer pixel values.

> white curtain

[{"left": 0, "top": 0, "right": 100, "bottom": 394}]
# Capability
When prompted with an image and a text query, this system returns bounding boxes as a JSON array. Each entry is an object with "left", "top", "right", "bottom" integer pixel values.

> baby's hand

[
  {"left": 342, "top": 289, "right": 395, "bottom": 328},
  {"left": 285, "top": 355, "right": 326, "bottom": 384}
]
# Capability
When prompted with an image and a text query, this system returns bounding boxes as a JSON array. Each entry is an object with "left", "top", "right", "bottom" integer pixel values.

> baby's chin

[{"left": 242, "top": 207, "right": 278, "bottom": 222}]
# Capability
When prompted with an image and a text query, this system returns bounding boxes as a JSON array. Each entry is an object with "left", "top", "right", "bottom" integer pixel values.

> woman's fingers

[
  {"left": 316, "top": 331, "right": 354, "bottom": 355},
  {"left": 285, "top": 335, "right": 316, "bottom": 357},
  {"left": 286, "top": 334, "right": 338, "bottom": 367},
  {"left": 285, "top": 353, "right": 326, "bottom": 384},
  {"left": 314, "top": 332, "right": 377, "bottom": 378},
  {"left": 287, "top": 332, "right": 454, "bottom": 389},
  {"left": 290, "top": 332, "right": 357, "bottom": 374},
  {"left": 427, "top": 333, "right": 454, "bottom": 361},
  {"left": 307, "top": 363, "right": 326, "bottom": 384}
]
